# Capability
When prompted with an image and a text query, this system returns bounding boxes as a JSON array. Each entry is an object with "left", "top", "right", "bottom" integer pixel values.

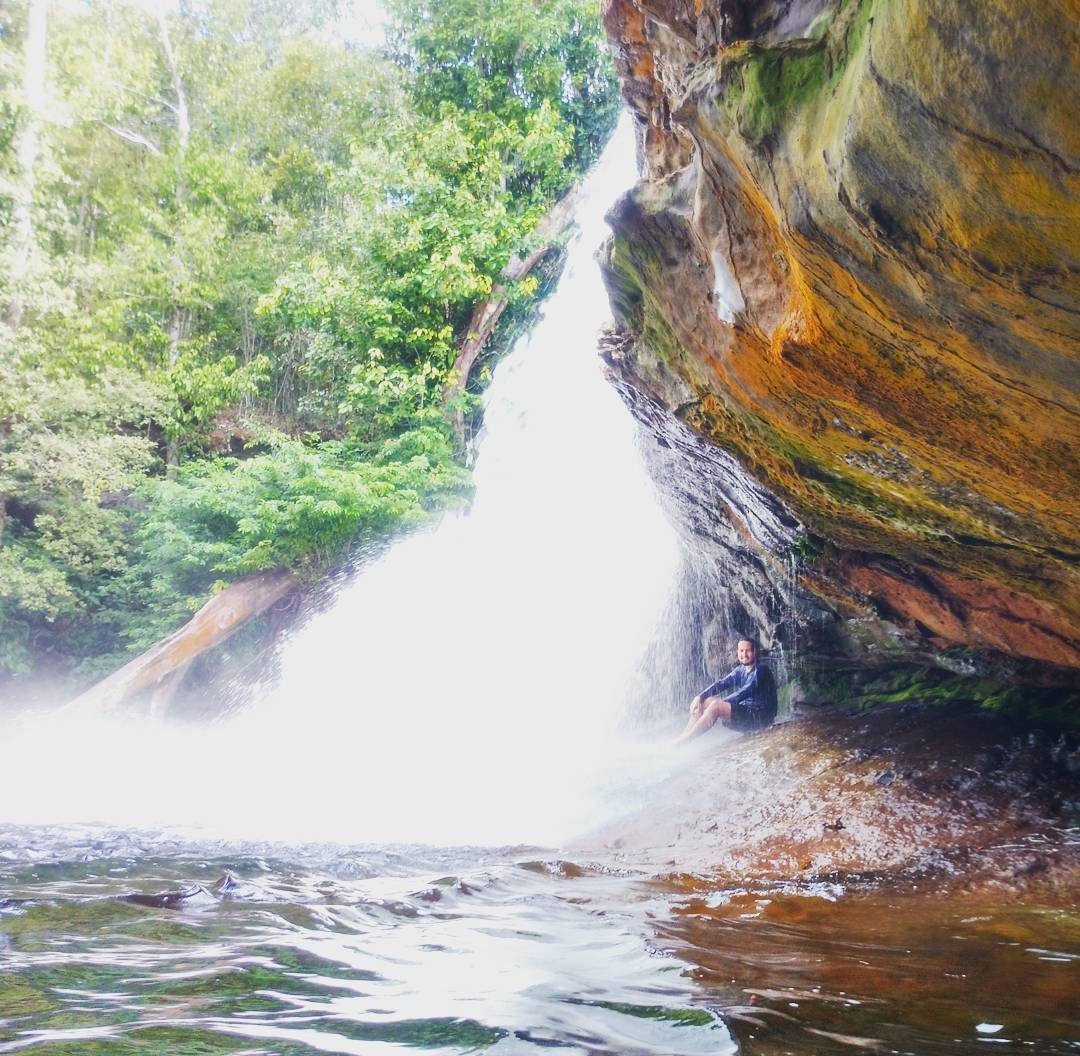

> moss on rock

[{"left": 798, "top": 662, "right": 1080, "bottom": 730}]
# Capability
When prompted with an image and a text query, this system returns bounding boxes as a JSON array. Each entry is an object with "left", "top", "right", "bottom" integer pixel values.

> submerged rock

[
  {"left": 122, "top": 884, "right": 217, "bottom": 910},
  {"left": 598, "top": 0, "right": 1080, "bottom": 693}
]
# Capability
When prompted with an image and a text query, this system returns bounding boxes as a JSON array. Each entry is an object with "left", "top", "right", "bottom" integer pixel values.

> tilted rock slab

[{"left": 66, "top": 569, "right": 298, "bottom": 715}]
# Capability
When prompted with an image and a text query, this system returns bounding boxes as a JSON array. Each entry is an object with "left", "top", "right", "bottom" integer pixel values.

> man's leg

[
  {"left": 677, "top": 696, "right": 705, "bottom": 739},
  {"left": 674, "top": 696, "right": 731, "bottom": 744}
]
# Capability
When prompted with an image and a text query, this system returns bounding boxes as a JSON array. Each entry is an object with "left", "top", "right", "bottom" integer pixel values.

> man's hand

[{"left": 689, "top": 694, "right": 704, "bottom": 718}]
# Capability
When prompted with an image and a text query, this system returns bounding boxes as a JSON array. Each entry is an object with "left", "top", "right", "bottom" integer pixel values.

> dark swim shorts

[{"left": 726, "top": 699, "right": 777, "bottom": 732}]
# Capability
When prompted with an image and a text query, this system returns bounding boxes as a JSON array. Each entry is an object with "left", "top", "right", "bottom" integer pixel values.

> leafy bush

[
  {"left": 141, "top": 431, "right": 469, "bottom": 578},
  {"left": 114, "top": 431, "right": 471, "bottom": 653}
]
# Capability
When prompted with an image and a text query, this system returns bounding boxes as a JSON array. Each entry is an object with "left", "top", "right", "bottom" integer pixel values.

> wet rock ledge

[
  {"left": 581, "top": 703, "right": 1079, "bottom": 899},
  {"left": 596, "top": 0, "right": 1080, "bottom": 699}
]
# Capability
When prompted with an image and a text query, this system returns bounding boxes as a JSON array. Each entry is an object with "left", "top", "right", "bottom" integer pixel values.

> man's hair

[{"left": 737, "top": 637, "right": 756, "bottom": 649}]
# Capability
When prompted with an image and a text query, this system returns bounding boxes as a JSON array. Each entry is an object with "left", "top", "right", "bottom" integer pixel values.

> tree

[
  {"left": 0, "top": 0, "right": 617, "bottom": 691},
  {"left": 386, "top": 0, "right": 618, "bottom": 179},
  {"left": 155, "top": 8, "right": 190, "bottom": 475},
  {"left": 5, "top": 0, "right": 46, "bottom": 329},
  {"left": 0, "top": 329, "right": 164, "bottom": 675}
]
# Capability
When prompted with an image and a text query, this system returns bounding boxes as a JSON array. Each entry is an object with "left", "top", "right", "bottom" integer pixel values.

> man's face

[{"left": 737, "top": 640, "right": 756, "bottom": 666}]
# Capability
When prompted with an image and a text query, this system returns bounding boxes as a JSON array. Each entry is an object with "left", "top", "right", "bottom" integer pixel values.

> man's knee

[{"left": 706, "top": 698, "right": 731, "bottom": 721}]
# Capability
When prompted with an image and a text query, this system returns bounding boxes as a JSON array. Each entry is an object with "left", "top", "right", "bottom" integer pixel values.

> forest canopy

[{"left": 0, "top": 0, "right": 618, "bottom": 690}]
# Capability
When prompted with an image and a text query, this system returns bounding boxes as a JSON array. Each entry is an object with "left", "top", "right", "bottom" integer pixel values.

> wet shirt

[{"left": 701, "top": 663, "right": 777, "bottom": 723}]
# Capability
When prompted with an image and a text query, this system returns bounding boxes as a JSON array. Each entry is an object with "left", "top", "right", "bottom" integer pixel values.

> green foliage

[
  {"left": 0, "top": 0, "right": 616, "bottom": 687},
  {"left": 113, "top": 431, "right": 470, "bottom": 654},
  {"left": 0, "top": 329, "right": 165, "bottom": 672},
  {"left": 259, "top": 3, "right": 618, "bottom": 425},
  {"left": 144, "top": 432, "right": 469, "bottom": 579},
  {"left": 340, "top": 350, "right": 442, "bottom": 441},
  {"left": 386, "top": 0, "right": 618, "bottom": 177},
  {"left": 791, "top": 532, "right": 825, "bottom": 564},
  {"left": 165, "top": 348, "right": 271, "bottom": 443}
]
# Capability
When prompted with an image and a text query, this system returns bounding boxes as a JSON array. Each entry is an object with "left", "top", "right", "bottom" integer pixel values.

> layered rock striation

[{"left": 598, "top": 0, "right": 1080, "bottom": 688}]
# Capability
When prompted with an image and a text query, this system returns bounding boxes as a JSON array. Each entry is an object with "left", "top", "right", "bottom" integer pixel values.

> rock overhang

[{"left": 598, "top": 0, "right": 1080, "bottom": 691}]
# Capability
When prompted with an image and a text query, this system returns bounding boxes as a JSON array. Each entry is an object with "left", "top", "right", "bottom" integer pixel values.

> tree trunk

[
  {"left": 145, "top": 658, "right": 193, "bottom": 719},
  {"left": 164, "top": 298, "right": 183, "bottom": 476},
  {"left": 65, "top": 569, "right": 299, "bottom": 715},
  {"left": 444, "top": 183, "right": 583, "bottom": 445},
  {"left": 74, "top": 190, "right": 88, "bottom": 258},
  {"left": 6, "top": 0, "right": 47, "bottom": 330},
  {"left": 157, "top": 11, "right": 189, "bottom": 479}
]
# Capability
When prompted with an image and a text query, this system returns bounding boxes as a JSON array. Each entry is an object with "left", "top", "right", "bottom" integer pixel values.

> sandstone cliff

[{"left": 598, "top": 0, "right": 1080, "bottom": 692}]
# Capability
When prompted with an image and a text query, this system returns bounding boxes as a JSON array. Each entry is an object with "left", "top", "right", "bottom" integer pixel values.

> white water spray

[{"left": 0, "top": 119, "right": 684, "bottom": 847}]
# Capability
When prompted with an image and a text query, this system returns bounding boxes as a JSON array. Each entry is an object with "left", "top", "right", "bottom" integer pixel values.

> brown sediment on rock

[
  {"left": 836, "top": 559, "right": 1080, "bottom": 668},
  {"left": 578, "top": 703, "right": 1079, "bottom": 899},
  {"left": 598, "top": 0, "right": 1080, "bottom": 679}
]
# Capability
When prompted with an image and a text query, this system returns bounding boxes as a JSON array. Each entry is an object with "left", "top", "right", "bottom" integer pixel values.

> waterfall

[{"left": 0, "top": 118, "right": 685, "bottom": 848}]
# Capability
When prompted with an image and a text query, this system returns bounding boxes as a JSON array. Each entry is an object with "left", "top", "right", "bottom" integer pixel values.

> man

[{"left": 675, "top": 637, "right": 777, "bottom": 743}]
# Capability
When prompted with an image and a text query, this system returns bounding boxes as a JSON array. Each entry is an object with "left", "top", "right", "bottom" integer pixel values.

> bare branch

[
  {"left": 100, "top": 121, "right": 163, "bottom": 154},
  {"left": 101, "top": 77, "right": 177, "bottom": 113}
]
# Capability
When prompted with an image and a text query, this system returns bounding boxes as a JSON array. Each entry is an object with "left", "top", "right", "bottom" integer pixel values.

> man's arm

[
  {"left": 721, "top": 665, "right": 761, "bottom": 707},
  {"left": 699, "top": 667, "right": 738, "bottom": 701}
]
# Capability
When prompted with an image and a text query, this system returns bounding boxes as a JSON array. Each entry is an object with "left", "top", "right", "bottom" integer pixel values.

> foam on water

[{"left": 0, "top": 118, "right": 685, "bottom": 847}]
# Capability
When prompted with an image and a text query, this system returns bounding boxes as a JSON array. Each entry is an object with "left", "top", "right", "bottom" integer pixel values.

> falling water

[
  {"left": 2, "top": 122, "right": 1075, "bottom": 1056},
  {"left": 0, "top": 118, "right": 685, "bottom": 848}
]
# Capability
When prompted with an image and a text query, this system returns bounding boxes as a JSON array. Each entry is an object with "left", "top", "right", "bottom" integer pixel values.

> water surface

[{"left": 1, "top": 829, "right": 1076, "bottom": 1055}]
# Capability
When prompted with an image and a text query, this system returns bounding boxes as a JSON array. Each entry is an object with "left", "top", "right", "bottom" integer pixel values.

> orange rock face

[{"left": 599, "top": 0, "right": 1080, "bottom": 677}]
